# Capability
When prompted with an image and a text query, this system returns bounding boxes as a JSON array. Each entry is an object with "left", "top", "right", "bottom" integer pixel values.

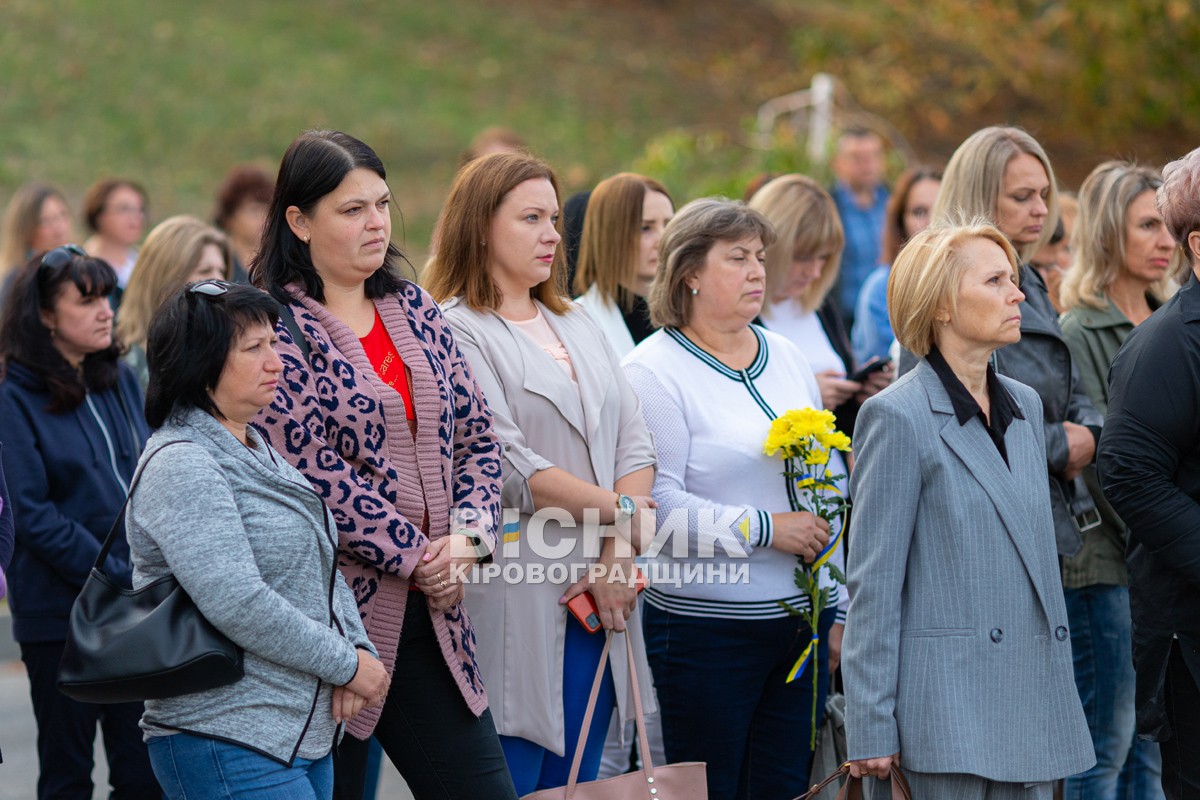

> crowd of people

[{"left": 1, "top": 121, "right": 1199, "bottom": 800}]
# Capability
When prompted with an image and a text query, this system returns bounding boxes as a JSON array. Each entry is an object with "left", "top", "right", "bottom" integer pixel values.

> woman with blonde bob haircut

[
  {"left": 1057, "top": 160, "right": 1177, "bottom": 798},
  {"left": 117, "top": 215, "right": 233, "bottom": 389},
  {"left": 572, "top": 173, "right": 673, "bottom": 358},
  {"left": 845, "top": 220, "right": 1095, "bottom": 792},
  {"left": 888, "top": 222, "right": 1020, "bottom": 358}
]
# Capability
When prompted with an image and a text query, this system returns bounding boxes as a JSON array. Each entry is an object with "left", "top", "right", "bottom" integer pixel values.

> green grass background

[{"left": 0, "top": 0, "right": 796, "bottom": 261}]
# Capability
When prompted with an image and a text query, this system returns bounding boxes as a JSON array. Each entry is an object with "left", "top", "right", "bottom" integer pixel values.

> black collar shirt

[{"left": 926, "top": 345, "right": 1024, "bottom": 468}]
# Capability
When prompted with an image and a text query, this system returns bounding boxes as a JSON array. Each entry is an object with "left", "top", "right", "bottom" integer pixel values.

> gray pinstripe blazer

[{"left": 843, "top": 359, "right": 1094, "bottom": 782}]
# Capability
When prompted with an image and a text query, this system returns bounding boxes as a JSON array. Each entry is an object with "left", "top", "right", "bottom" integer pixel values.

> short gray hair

[{"left": 1158, "top": 146, "right": 1200, "bottom": 265}]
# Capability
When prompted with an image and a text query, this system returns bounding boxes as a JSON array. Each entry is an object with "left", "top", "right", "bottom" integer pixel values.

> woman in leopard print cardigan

[{"left": 253, "top": 130, "right": 517, "bottom": 800}]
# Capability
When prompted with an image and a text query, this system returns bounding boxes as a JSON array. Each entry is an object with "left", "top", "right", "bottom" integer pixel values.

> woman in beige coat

[{"left": 425, "top": 152, "right": 658, "bottom": 796}]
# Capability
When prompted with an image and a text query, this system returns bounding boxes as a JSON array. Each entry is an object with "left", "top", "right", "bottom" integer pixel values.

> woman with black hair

[
  {"left": 127, "top": 280, "right": 386, "bottom": 799},
  {"left": 251, "top": 130, "right": 514, "bottom": 799},
  {"left": 0, "top": 246, "right": 157, "bottom": 799}
]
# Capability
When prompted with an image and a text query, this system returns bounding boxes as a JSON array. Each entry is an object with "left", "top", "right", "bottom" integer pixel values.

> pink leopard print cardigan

[{"left": 254, "top": 282, "right": 503, "bottom": 738}]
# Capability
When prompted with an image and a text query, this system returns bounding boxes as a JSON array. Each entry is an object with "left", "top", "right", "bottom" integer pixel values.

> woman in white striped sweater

[{"left": 623, "top": 198, "right": 844, "bottom": 800}]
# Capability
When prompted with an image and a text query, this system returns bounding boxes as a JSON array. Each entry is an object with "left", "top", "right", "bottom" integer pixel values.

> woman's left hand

[
  {"left": 412, "top": 533, "right": 477, "bottom": 611},
  {"left": 332, "top": 685, "right": 369, "bottom": 723},
  {"left": 854, "top": 363, "right": 894, "bottom": 404},
  {"left": 827, "top": 622, "right": 845, "bottom": 674},
  {"left": 560, "top": 544, "right": 638, "bottom": 632},
  {"left": 816, "top": 369, "right": 862, "bottom": 410}
]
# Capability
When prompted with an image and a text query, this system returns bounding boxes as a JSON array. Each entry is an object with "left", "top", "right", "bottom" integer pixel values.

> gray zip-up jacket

[{"left": 126, "top": 406, "right": 374, "bottom": 764}]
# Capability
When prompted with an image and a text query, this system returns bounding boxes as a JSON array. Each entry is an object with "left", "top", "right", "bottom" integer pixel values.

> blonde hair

[
  {"left": 573, "top": 173, "right": 672, "bottom": 308},
  {"left": 116, "top": 216, "right": 233, "bottom": 349},
  {"left": 1060, "top": 161, "right": 1178, "bottom": 312},
  {"left": 888, "top": 219, "right": 1021, "bottom": 358},
  {"left": 747, "top": 175, "right": 844, "bottom": 313},
  {"left": 424, "top": 153, "right": 569, "bottom": 314},
  {"left": 648, "top": 198, "right": 775, "bottom": 329},
  {"left": 932, "top": 126, "right": 1058, "bottom": 263},
  {"left": 1, "top": 182, "right": 69, "bottom": 277}
]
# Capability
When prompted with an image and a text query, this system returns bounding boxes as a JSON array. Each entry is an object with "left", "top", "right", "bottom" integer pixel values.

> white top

[
  {"left": 623, "top": 325, "right": 848, "bottom": 621},
  {"left": 575, "top": 283, "right": 637, "bottom": 359},
  {"left": 761, "top": 298, "right": 852, "bottom": 520},
  {"left": 762, "top": 298, "right": 843, "bottom": 374}
]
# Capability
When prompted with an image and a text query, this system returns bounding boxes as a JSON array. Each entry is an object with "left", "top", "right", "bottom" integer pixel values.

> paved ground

[{"left": 0, "top": 609, "right": 414, "bottom": 799}]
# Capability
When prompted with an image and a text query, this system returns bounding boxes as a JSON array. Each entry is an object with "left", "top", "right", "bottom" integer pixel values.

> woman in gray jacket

[{"left": 126, "top": 281, "right": 389, "bottom": 800}]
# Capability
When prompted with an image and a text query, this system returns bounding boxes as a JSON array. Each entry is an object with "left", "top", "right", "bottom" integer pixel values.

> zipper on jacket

[{"left": 85, "top": 394, "right": 130, "bottom": 495}]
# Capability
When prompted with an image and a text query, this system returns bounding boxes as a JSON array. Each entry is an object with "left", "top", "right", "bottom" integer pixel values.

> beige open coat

[{"left": 441, "top": 297, "right": 658, "bottom": 755}]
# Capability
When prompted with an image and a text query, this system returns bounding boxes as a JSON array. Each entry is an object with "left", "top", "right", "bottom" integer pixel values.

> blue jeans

[
  {"left": 1063, "top": 585, "right": 1164, "bottom": 800},
  {"left": 644, "top": 603, "right": 835, "bottom": 800},
  {"left": 148, "top": 733, "right": 332, "bottom": 799},
  {"left": 499, "top": 617, "right": 615, "bottom": 796}
]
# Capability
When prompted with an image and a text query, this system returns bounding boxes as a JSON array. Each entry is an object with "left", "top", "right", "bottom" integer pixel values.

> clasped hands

[
  {"left": 332, "top": 648, "right": 389, "bottom": 724},
  {"left": 412, "top": 531, "right": 483, "bottom": 612}
]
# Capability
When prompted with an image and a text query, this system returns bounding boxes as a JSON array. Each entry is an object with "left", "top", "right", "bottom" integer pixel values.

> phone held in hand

[
  {"left": 566, "top": 567, "right": 647, "bottom": 633},
  {"left": 848, "top": 357, "right": 891, "bottom": 384}
]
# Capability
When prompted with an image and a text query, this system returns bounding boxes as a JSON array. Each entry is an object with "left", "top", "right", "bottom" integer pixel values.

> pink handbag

[{"left": 521, "top": 631, "right": 708, "bottom": 800}]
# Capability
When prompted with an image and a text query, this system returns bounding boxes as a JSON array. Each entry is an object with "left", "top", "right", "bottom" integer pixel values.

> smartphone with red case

[{"left": 567, "top": 568, "right": 647, "bottom": 633}]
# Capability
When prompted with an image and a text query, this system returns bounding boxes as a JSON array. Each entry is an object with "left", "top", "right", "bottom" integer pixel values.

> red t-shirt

[{"left": 359, "top": 310, "right": 415, "bottom": 420}]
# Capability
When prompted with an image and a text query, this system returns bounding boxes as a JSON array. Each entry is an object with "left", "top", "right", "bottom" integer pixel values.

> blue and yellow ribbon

[
  {"left": 810, "top": 523, "right": 843, "bottom": 572},
  {"left": 784, "top": 524, "right": 844, "bottom": 683},
  {"left": 786, "top": 633, "right": 820, "bottom": 683}
]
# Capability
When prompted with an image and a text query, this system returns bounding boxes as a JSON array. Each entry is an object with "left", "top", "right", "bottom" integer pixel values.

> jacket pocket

[{"left": 900, "top": 627, "right": 975, "bottom": 638}]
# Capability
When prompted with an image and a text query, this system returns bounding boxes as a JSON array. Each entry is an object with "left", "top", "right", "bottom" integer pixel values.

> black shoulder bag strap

[
  {"left": 94, "top": 441, "right": 187, "bottom": 572},
  {"left": 277, "top": 301, "right": 312, "bottom": 366}
]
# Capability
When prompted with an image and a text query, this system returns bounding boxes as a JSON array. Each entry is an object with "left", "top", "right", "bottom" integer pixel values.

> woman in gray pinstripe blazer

[{"left": 843, "top": 221, "right": 1094, "bottom": 798}]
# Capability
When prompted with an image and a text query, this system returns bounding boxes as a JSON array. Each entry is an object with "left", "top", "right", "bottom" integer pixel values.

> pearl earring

[{"left": 690, "top": 287, "right": 699, "bottom": 296}]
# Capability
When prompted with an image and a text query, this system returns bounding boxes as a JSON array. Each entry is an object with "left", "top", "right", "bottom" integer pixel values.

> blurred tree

[
  {"left": 769, "top": 0, "right": 1200, "bottom": 186},
  {"left": 633, "top": 0, "right": 1198, "bottom": 199}
]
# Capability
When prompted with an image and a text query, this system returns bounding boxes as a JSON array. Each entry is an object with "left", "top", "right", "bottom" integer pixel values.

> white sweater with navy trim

[{"left": 623, "top": 326, "right": 848, "bottom": 621}]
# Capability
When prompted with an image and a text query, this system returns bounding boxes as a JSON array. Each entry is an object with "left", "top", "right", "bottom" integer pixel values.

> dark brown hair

[{"left": 82, "top": 178, "right": 147, "bottom": 233}]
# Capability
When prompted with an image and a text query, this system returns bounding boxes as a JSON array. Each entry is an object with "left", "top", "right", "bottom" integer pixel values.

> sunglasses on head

[
  {"left": 189, "top": 280, "right": 232, "bottom": 298},
  {"left": 39, "top": 244, "right": 88, "bottom": 272}
]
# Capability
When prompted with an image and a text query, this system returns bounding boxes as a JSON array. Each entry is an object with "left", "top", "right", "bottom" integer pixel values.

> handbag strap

[
  {"left": 278, "top": 301, "right": 312, "bottom": 365},
  {"left": 93, "top": 440, "right": 187, "bottom": 571},
  {"left": 563, "top": 630, "right": 654, "bottom": 798},
  {"left": 795, "top": 762, "right": 911, "bottom": 800}
]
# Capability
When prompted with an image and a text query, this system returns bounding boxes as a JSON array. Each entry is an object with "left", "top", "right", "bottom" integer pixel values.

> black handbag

[{"left": 57, "top": 442, "right": 244, "bottom": 704}]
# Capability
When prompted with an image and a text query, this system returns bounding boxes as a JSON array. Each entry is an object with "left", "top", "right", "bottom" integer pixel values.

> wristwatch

[{"left": 615, "top": 494, "right": 636, "bottom": 525}]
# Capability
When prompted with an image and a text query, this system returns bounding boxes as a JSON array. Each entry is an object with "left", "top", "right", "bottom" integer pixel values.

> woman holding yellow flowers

[
  {"left": 623, "top": 198, "right": 844, "bottom": 800},
  {"left": 843, "top": 220, "right": 1093, "bottom": 794}
]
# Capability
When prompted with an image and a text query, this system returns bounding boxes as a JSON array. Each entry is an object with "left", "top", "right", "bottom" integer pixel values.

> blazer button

[
  {"left": 1055, "top": 626, "right": 1069, "bottom": 641},
  {"left": 990, "top": 628, "right": 1003, "bottom": 643}
]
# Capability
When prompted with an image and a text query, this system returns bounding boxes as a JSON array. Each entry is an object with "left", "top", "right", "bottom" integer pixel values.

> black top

[
  {"left": 926, "top": 345, "right": 1024, "bottom": 467},
  {"left": 1098, "top": 271, "right": 1200, "bottom": 739},
  {"left": 617, "top": 288, "right": 657, "bottom": 347}
]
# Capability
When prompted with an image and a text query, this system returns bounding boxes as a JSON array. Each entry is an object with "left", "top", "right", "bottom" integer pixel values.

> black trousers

[
  {"left": 21, "top": 641, "right": 160, "bottom": 800},
  {"left": 1162, "top": 640, "right": 1200, "bottom": 799},
  {"left": 332, "top": 592, "right": 517, "bottom": 800}
]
